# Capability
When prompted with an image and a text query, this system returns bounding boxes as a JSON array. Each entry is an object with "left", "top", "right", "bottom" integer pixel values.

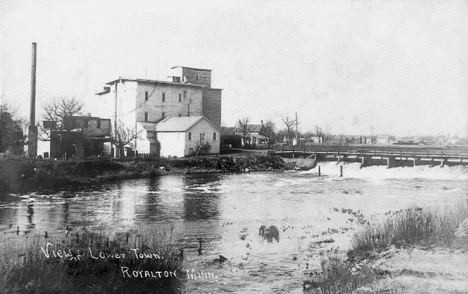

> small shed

[{"left": 155, "top": 116, "right": 220, "bottom": 157}]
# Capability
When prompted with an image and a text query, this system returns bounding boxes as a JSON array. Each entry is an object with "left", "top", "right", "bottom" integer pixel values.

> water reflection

[
  {"left": 141, "top": 177, "right": 163, "bottom": 217},
  {"left": 26, "top": 203, "right": 35, "bottom": 229},
  {"left": 0, "top": 170, "right": 467, "bottom": 293},
  {"left": 182, "top": 174, "right": 222, "bottom": 221}
]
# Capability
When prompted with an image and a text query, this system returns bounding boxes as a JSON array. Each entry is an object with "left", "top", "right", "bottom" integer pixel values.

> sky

[{"left": 1, "top": 0, "right": 467, "bottom": 137}]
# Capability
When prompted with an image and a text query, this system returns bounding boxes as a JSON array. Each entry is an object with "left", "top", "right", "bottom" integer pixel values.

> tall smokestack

[{"left": 28, "top": 42, "right": 37, "bottom": 157}]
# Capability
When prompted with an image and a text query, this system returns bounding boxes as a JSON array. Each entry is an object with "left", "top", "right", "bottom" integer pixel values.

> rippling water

[{"left": 1, "top": 163, "right": 467, "bottom": 293}]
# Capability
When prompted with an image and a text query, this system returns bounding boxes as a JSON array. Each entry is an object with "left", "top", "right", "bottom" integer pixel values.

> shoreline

[
  {"left": 304, "top": 202, "right": 468, "bottom": 294},
  {"left": 0, "top": 153, "right": 294, "bottom": 196}
]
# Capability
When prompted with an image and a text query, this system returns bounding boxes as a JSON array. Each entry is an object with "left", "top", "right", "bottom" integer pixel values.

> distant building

[
  {"left": 155, "top": 116, "right": 220, "bottom": 157},
  {"left": 39, "top": 116, "right": 111, "bottom": 159},
  {"left": 95, "top": 66, "right": 222, "bottom": 156},
  {"left": 230, "top": 122, "right": 269, "bottom": 146},
  {"left": 376, "top": 135, "right": 395, "bottom": 145}
]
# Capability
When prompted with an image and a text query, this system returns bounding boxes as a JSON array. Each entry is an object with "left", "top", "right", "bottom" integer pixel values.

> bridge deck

[{"left": 272, "top": 144, "right": 468, "bottom": 161}]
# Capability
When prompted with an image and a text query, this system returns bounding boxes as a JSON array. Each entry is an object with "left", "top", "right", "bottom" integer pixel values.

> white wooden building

[{"left": 155, "top": 116, "right": 220, "bottom": 157}]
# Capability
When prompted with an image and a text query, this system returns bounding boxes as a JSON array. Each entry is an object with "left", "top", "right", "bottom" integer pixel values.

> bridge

[{"left": 271, "top": 144, "right": 468, "bottom": 168}]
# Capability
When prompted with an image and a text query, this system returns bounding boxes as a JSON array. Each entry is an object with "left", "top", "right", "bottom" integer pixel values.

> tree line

[{"left": 230, "top": 115, "right": 330, "bottom": 147}]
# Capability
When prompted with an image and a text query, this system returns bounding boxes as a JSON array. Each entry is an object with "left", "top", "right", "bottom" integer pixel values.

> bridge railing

[{"left": 273, "top": 144, "right": 468, "bottom": 158}]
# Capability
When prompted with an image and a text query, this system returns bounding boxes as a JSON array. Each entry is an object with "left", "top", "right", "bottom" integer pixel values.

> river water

[{"left": 1, "top": 162, "right": 467, "bottom": 293}]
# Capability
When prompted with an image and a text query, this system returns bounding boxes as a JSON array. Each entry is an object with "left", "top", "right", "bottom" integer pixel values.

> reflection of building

[
  {"left": 95, "top": 66, "right": 222, "bottom": 156},
  {"left": 155, "top": 116, "right": 220, "bottom": 157},
  {"left": 40, "top": 116, "right": 111, "bottom": 159}
]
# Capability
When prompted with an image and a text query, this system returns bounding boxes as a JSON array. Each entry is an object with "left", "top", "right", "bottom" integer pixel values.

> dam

[{"left": 272, "top": 144, "right": 468, "bottom": 168}]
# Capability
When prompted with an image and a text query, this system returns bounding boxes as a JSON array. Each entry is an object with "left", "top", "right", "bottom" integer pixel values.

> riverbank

[
  {"left": 0, "top": 153, "right": 292, "bottom": 195},
  {"left": 0, "top": 227, "right": 184, "bottom": 294},
  {"left": 304, "top": 200, "right": 468, "bottom": 293}
]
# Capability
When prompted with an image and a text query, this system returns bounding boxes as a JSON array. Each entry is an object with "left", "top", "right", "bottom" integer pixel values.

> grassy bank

[
  {"left": 0, "top": 227, "right": 184, "bottom": 294},
  {"left": 0, "top": 153, "right": 291, "bottom": 195},
  {"left": 304, "top": 200, "right": 468, "bottom": 294}
]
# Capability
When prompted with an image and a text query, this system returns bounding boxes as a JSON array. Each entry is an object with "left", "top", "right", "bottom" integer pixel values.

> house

[
  {"left": 95, "top": 66, "right": 222, "bottom": 157},
  {"left": 155, "top": 116, "right": 220, "bottom": 157},
  {"left": 39, "top": 116, "right": 111, "bottom": 159},
  {"left": 232, "top": 122, "right": 269, "bottom": 146}
]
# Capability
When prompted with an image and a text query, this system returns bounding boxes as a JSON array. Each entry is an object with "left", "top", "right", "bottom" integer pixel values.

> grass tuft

[
  {"left": 351, "top": 201, "right": 468, "bottom": 256},
  {"left": 0, "top": 227, "right": 184, "bottom": 294}
]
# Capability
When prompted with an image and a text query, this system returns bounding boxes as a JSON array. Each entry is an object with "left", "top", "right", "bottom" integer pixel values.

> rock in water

[{"left": 259, "top": 225, "right": 280, "bottom": 242}]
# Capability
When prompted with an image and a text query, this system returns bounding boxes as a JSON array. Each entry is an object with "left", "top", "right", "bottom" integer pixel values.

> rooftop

[
  {"left": 104, "top": 78, "right": 207, "bottom": 87},
  {"left": 171, "top": 66, "right": 212, "bottom": 71},
  {"left": 155, "top": 116, "right": 219, "bottom": 132}
]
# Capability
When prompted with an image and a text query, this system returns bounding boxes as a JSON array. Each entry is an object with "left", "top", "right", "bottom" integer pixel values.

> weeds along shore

[
  {"left": 304, "top": 199, "right": 468, "bottom": 294},
  {"left": 0, "top": 154, "right": 291, "bottom": 195},
  {"left": 0, "top": 226, "right": 185, "bottom": 294}
]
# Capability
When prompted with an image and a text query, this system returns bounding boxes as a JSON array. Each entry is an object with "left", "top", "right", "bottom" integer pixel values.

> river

[{"left": 1, "top": 162, "right": 467, "bottom": 293}]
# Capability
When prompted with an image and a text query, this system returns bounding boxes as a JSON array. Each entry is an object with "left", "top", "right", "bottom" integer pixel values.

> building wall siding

[
  {"left": 158, "top": 132, "right": 186, "bottom": 158},
  {"left": 116, "top": 81, "right": 138, "bottom": 132},
  {"left": 186, "top": 119, "right": 220, "bottom": 155},
  {"left": 202, "top": 88, "right": 222, "bottom": 129},
  {"left": 180, "top": 68, "right": 211, "bottom": 87},
  {"left": 136, "top": 82, "right": 203, "bottom": 122},
  {"left": 83, "top": 119, "right": 111, "bottom": 137}
]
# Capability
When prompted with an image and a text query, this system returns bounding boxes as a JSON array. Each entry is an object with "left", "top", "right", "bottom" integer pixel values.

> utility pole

[{"left": 28, "top": 42, "right": 38, "bottom": 157}]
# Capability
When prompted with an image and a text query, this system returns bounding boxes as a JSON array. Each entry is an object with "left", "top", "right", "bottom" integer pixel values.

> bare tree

[
  {"left": 260, "top": 120, "right": 276, "bottom": 145},
  {"left": 315, "top": 126, "right": 326, "bottom": 144},
  {"left": 39, "top": 97, "right": 84, "bottom": 151},
  {"left": 236, "top": 117, "right": 251, "bottom": 147},
  {"left": 112, "top": 122, "right": 142, "bottom": 158},
  {"left": 282, "top": 116, "right": 296, "bottom": 145}
]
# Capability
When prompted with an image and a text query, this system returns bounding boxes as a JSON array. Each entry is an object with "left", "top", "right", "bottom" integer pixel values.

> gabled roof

[
  {"left": 231, "top": 124, "right": 263, "bottom": 134},
  {"left": 155, "top": 116, "right": 220, "bottom": 132},
  {"left": 247, "top": 124, "right": 263, "bottom": 133},
  {"left": 221, "top": 127, "right": 237, "bottom": 135}
]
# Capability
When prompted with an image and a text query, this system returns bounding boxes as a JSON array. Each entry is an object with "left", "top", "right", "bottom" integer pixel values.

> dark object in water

[
  {"left": 211, "top": 255, "right": 228, "bottom": 264},
  {"left": 259, "top": 225, "right": 280, "bottom": 242},
  {"left": 218, "top": 255, "right": 227, "bottom": 262}
]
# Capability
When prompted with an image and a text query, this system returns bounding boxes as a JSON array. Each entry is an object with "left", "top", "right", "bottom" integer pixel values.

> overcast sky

[{"left": 1, "top": 0, "right": 467, "bottom": 137}]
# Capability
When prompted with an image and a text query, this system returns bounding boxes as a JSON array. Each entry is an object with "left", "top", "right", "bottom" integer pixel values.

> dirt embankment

[{"left": 0, "top": 154, "right": 292, "bottom": 195}]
